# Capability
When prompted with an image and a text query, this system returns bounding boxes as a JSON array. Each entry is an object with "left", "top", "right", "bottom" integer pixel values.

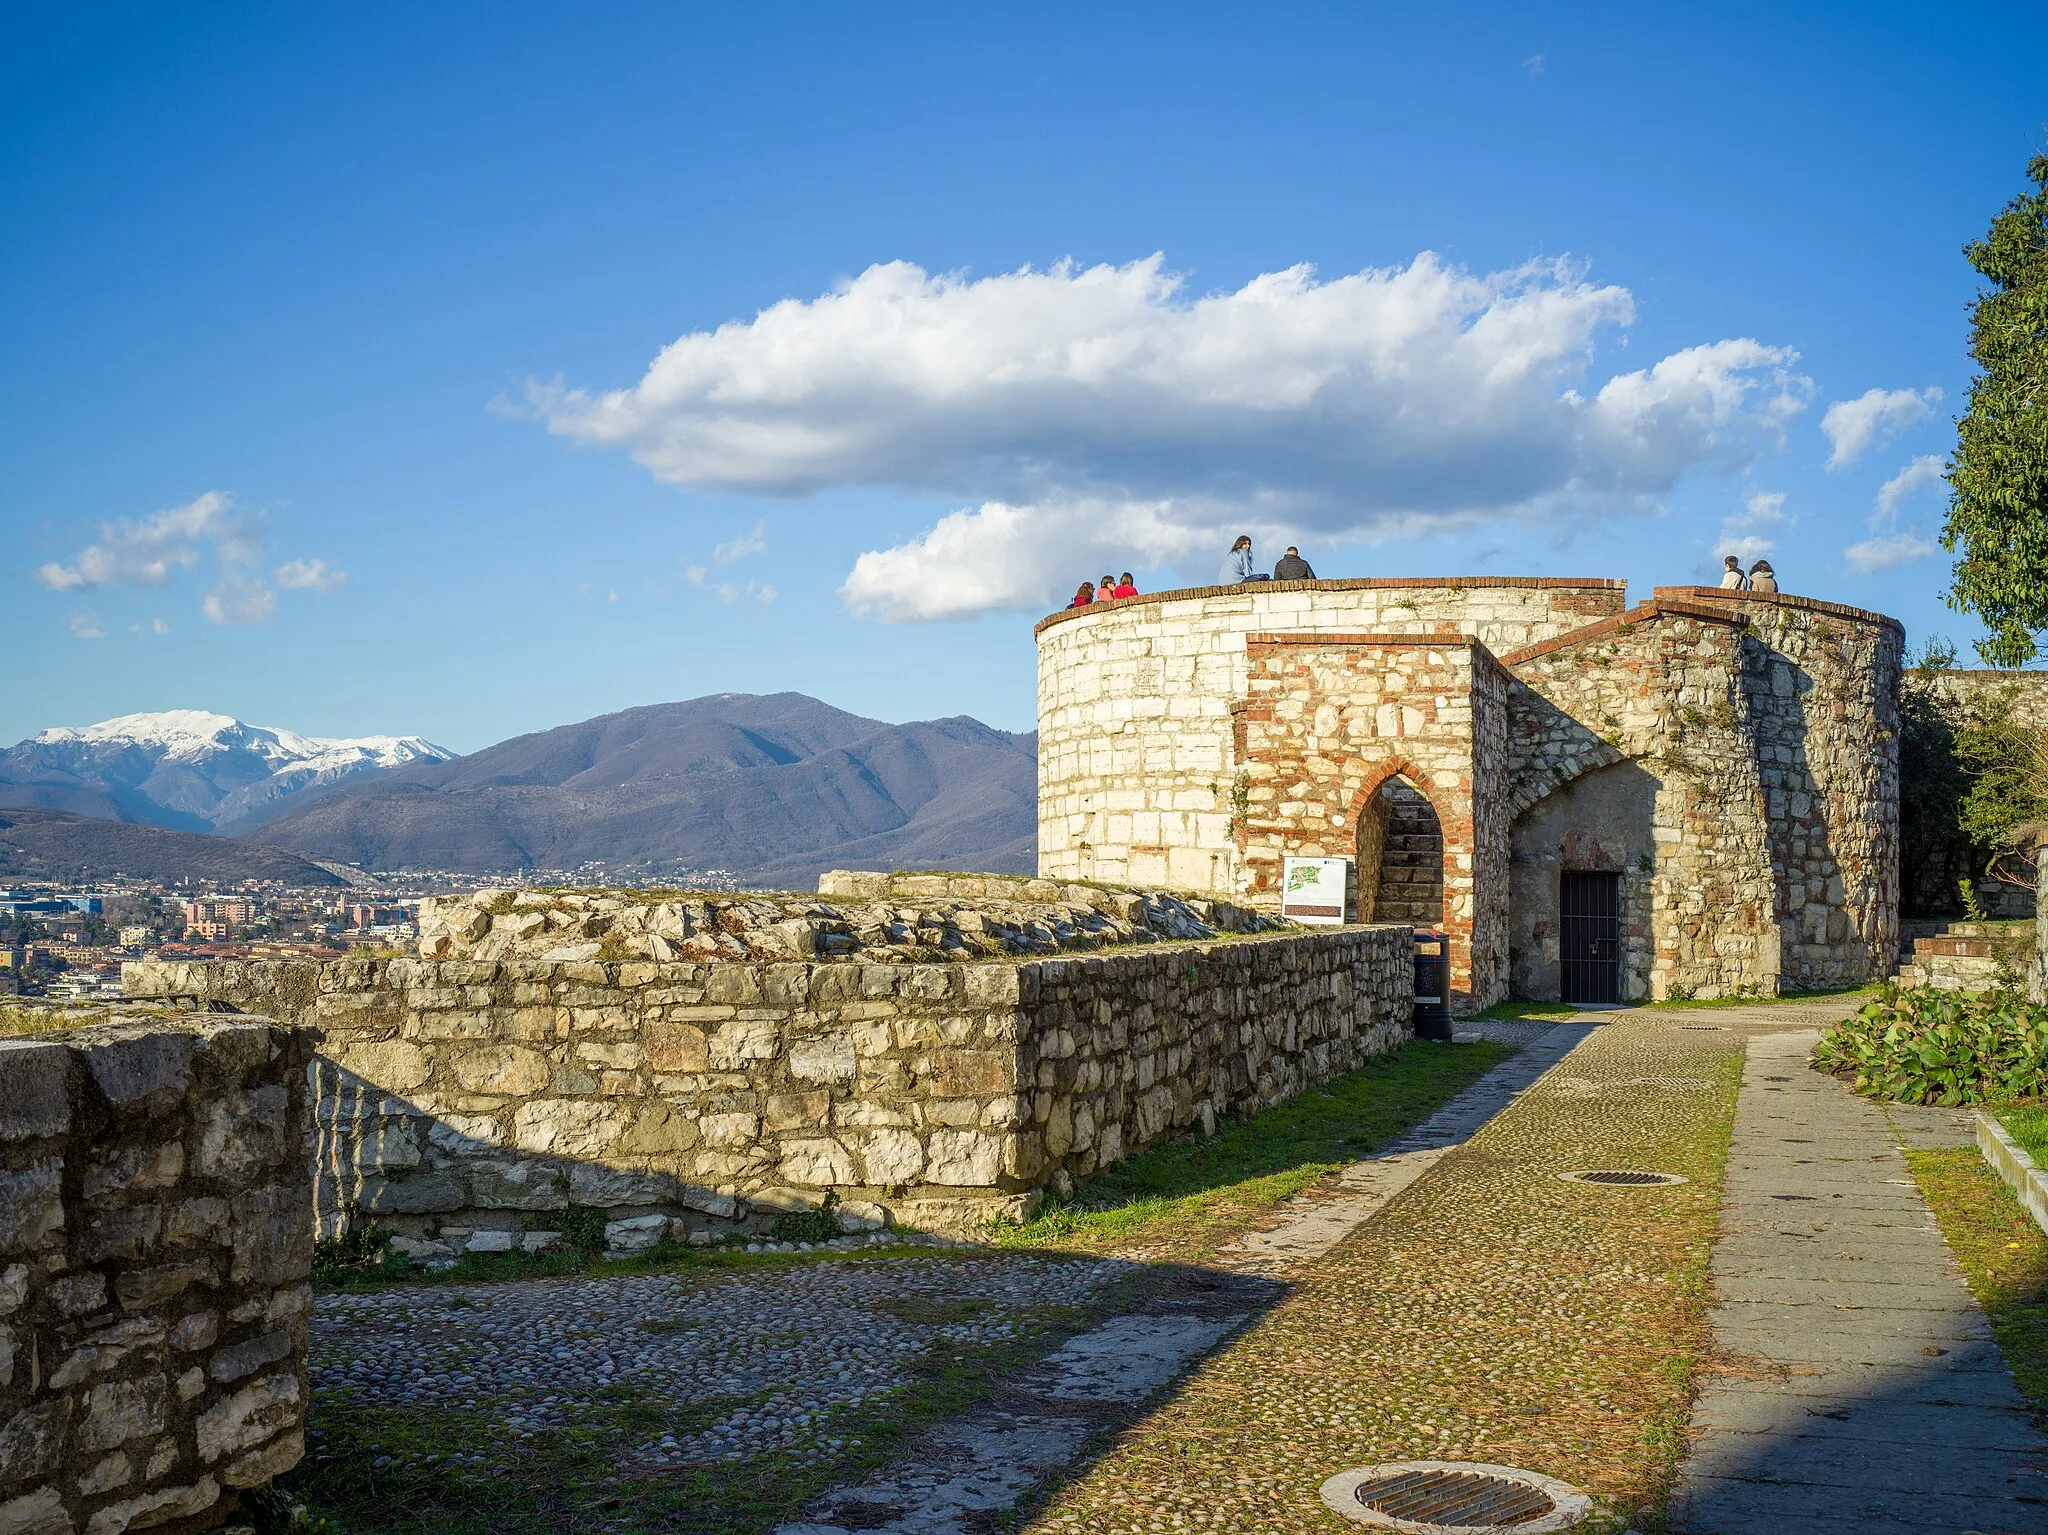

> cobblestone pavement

[
  {"left": 1022, "top": 1004, "right": 1789, "bottom": 1533},
  {"left": 305, "top": 1248, "right": 1130, "bottom": 1477},
  {"left": 1671, "top": 1023, "right": 2048, "bottom": 1534}
]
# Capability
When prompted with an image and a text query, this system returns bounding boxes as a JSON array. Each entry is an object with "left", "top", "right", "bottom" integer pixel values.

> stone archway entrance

[{"left": 1354, "top": 776, "right": 1445, "bottom": 925}]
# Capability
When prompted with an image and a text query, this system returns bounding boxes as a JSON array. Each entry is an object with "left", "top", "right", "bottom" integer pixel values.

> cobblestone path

[
  {"left": 1671, "top": 1023, "right": 2048, "bottom": 1534},
  {"left": 1023, "top": 1005, "right": 1758, "bottom": 1532}
]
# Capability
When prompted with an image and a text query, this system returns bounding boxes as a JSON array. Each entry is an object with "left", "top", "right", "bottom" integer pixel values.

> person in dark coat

[{"left": 1273, "top": 546, "right": 1316, "bottom": 581}]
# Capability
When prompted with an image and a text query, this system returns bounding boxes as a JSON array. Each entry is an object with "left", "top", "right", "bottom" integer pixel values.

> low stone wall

[
  {"left": 0, "top": 1019, "right": 313, "bottom": 1535},
  {"left": 126, "top": 927, "right": 1411, "bottom": 1249}
]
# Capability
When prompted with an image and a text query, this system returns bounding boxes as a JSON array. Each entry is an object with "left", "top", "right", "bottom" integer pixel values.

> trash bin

[{"left": 1413, "top": 931, "right": 1452, "bottom": 1040}]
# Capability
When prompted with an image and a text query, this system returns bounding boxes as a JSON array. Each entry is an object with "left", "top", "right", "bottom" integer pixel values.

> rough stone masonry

[
  {"left": 125, "top": 881, "right": 1412, "bottom": 1253},
  {"left": 0, "top": 1019, "right": 313, "bottom": 1535},
  {"left": 1037, "top": 577, "right": 1903, "bottom": 1008}
]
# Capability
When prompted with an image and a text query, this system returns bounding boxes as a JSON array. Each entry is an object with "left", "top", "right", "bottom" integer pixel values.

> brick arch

[{"left": 1344, "top": 758, "right": 1457, "bottom": 832}]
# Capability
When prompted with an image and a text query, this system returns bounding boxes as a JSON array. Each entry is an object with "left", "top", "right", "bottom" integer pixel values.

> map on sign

[{"left": 1280, "top": 856, "right": 1350, "bottom": 925}]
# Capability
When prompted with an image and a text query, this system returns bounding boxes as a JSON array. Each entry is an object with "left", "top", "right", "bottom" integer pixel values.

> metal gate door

[{"left": 1559, "top": 871, "right": 1620, "bottom": 1005}]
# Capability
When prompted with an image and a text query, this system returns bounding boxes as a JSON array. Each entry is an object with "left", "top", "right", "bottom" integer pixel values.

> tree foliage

[
  {"left": 1944, "top": 150, "right": 2048, "bottom": 667},
  {"left": 1900, "top": 645, "right": 2047, "bottom": 914}
]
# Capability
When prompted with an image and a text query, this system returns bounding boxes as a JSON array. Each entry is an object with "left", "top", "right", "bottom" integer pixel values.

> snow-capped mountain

[{"left": 0, "top": 709, "right": 456, "bottom": 833}]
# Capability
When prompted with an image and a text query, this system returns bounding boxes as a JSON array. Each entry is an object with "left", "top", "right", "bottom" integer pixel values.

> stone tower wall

[
  {"left": 1502, "top": 600, "right": 1780, "bottom": 1000},
  {"left": 1654, "top": 588, "right": 1904, "bottom": 989},
  {"left": 1035, "top": 578, "right": 1625, "bottom": 895}
]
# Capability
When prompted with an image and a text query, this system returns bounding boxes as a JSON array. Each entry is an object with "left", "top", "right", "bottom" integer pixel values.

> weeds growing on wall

[{"left": 1812, "top": 985, "right": 2048, "bottom": 1104}]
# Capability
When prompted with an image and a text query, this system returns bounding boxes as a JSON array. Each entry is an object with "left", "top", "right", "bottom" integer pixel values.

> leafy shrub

[
  {"left": 557, "top": 1205, "right": 609, "bottom": 1253},
  {"left": 1812, "top": 986, "right": 2048, "bottom": 1105},
  {"left": 311, "top": 1220, "right": 401, "bottom": 1284},
  {"left": 768, "top": 1192, "right": 841, "bottom": 1243}
]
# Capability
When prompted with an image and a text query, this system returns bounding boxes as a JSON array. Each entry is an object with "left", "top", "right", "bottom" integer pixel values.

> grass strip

[
  {"left": 1998, "top": 1107, "right": 2048, "bottom": 1167},
  {"left": 996, "top": 1037, "right": 1511, "bottom": 1260},
  {"left": 1904, "top": 1145, "right": 2048, "bottom": 1419}
]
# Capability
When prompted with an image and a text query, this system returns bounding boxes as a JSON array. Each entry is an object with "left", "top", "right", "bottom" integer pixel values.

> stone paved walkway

[{"left": 1672, "top": 1024, "right": 2048, "bottom": 1534}]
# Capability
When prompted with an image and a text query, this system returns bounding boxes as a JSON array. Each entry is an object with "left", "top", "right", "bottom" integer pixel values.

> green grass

[
  {"left": 1999, "top": 1107, "right": 2048, "bottom": 1166},
  {"left": 996, "top": 1037, "right": 1510, "bottom": 1253},
  {"left": 1907, "top": 1146, "right": 2048, "bottom": 1423}
]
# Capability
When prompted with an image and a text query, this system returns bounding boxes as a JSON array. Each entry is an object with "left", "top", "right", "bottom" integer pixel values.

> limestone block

[
  {"left": 511, "top": 1099, "right": 628, "bottom": 1158},
  {"left": 787, "top": 1034, "right": 855, "bottom": 1086},
  {"left": 604, "top": 1214, "right": 670, "bottom": 1253},
  {"left": 924, "top": 1130, "right": 1003, "bottom": 1186},
  {"left": 850, "top": 1128, "right": 924, "bottom": 1185},
  {"left": 709, "top": 1017, "right": 779, "bottom": 1069},
  {"left": 452, "top": 1044, "right": 552, "bottom": 1097},
  {"left": 82, "top": 1476, "right": 218, "bottom": 1535},
  {"left": 0, "top": 1487, "right": 71, "bottom": 1535},
  {"left": 0, "top": 1163, "right": 63, "bottom": 1257},
  {"left": 221, "top": 1428, "right": 303, "bottom": 1489},
  {"left": 0, "top": 1042, "right": 70, "bottom": 1142},
  {"left": 777, "top": 1137, "right": 858, "bottom": 1186}
]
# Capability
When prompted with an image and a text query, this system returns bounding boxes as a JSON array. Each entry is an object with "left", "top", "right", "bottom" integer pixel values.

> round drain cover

[
  {"left": 1558, "top": 1169, "right": 1688, "bottom": 1186},
  {"left": 1320, "top": 1461, "right": 1591, "bottom": 1532}
]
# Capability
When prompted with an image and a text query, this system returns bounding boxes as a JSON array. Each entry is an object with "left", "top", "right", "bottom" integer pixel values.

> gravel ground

[{"left": 305, "top": 1248, "right": 1125, "bottom": 1478}]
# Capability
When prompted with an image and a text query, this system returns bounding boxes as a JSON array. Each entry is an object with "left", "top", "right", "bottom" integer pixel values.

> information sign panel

[{"left": 1280, "top": 856, "right": 1351, "bottom": 925}]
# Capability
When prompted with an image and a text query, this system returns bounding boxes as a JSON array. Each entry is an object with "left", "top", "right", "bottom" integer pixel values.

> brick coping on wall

[
  {"left": 1495, "top": 596, "right": 1753, "bottom": 668},
  {"left": 1032, "top": 576, "right": 1628, "bottom": 635},
  {"left": 1651, "top": 585, "right": 1905, "bottom": 634},
  {"left": 1242, "top": 629, "right": 1514, "bottom": 679}
]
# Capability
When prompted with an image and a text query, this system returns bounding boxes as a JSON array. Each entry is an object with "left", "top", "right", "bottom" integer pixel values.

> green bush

[
  {"left": 767, "top": 1192, "right": 841, "bottom": 1243},
  {"left": 311, "top": 1220, "right": 404, "bottom": 1284},
  {"left": 1813, "top": 986, "right": 2048, "bottom": 1105},
  {"left": 557, "top": 1205, "right": 609, "bottom": 1253}
]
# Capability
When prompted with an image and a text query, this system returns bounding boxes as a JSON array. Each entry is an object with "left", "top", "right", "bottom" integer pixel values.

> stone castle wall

[
  {"left": 126, "top": 927, "right": 1411, "bottom": 1247},
  {"left": 1657, "top": 588, "right": 1904, "bottom": 989},
  {"left": 0, "top": 1020, "right": 312, "bottom": 1535},
  {"left": 1034, "top": 578, "right": 1626, "bottom": 895},
  {"left": 1502, "top": 599, "right": 1780, "bottom": 1000},
  {"left": 1232, "top": 633, "right": 1511, "bottom": 1009}
]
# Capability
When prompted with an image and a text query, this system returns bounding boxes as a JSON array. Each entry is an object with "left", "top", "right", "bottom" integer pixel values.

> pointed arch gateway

[{"left": 1353, "top": 773, "right": 1445, "bottom": 926}]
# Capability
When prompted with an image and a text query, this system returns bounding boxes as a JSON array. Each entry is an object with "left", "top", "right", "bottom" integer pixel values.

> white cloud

[
  {"left": 1524, "top": 53, "right": 1546, "bottom": 76},
  {"left": 202, "top": 576, "right": 277, "bottom": 626},
  {"left": 36, "top": 491, "right": 240, "bottom": 591},
  {"left": 716, "top": 582, "right": 740, "bottom": 604},
  {"left": 68, "top": 610, "right": 106, "bottom": 640},
  {"left": 533, "top": 253, "right": 1810, "bottom": 621},
  {"left": 1712, "top": 489, "right": 1787, "bottom": 563},
  {"left": 1844, "top": 533, "right": 1938, "bottom": 572},
  {"left": 35, "top": 490, "right": 339, "bottom": 625},
  {"left": 755, "top": 583, "right": 776, "bottom": 604},
  {"left": 713, "top": 519, "right": 767, "bottom": 564},
  {"left": 275, "top": 557, "right": 347, "bottom": 591},
  {"left": 1820, "top": 387, "right": 1941, "bottom": 469},
  {"left": 1875, "top": 454, "right": 1946, "bottom": 517},
  {"left": 1841, "top": 452, "right": 1949, "bottom": 574},
  {"left": 684, "top": 564, "right": 707, "bottom": 586}
]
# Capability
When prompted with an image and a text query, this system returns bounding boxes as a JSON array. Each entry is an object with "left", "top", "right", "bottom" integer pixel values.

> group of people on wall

[{"left": 1065, "top": 538, "right": 1784, "bottom": 610}]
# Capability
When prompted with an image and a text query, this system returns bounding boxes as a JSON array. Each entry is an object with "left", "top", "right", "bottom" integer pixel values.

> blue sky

[{"left": 6, "top": 2, "right": 2043, "bottom": 751}]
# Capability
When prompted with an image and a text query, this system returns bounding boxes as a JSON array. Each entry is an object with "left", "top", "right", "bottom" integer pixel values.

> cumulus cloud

[
  {"left": 34, "top": 490, "right": 342, "bottom": 624},
  {"left": 1842, "top": 452, "right": 1948, "bottom": 574},
  {"left": 1820, "top": 387, "right": 1941, "bottom": 469},
  {"left": 36, "top": 491, "right": 240, "bottom": 591},
  {"left": 533, "top": 254, "right": 1810, "bottom": 620},
  {"left": 68, "top": 610, "right": 106, "bottom": 640},
  {"left": 275, "top": 557, "right": 346, "bottom": 591},
  {"left": 1875, "top": 454, "right": 1947, "bottom": 518},
  {"left": 1843, "top": 532, "right": 1938, "bottom": 572},
  {"left": 202, "top": 576, "right": 278, "bottom": 626},
  {"left": 1711, "top": 490, "right": 1789, "bottom": 566}
]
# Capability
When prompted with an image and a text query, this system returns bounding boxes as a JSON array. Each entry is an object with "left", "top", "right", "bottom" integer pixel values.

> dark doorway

[{"left": 1559, "top": 871, "right": 1621, "bottom": 1004}]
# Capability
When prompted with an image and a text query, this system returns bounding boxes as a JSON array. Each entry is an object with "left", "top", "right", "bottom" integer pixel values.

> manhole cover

[
  {"left": 1320, "top": 1461, "right": 1591, "bottom": 1532},
  {"left": 1558, "top": 1169, "right": 1688, "bottom": 1186}
]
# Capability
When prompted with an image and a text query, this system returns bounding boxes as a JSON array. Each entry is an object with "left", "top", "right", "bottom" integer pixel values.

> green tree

[{"left": 1944, "top": 149, "right": 2048, "bottom": 667}]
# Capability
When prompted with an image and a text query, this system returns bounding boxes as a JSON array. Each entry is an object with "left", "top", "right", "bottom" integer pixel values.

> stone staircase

[
  {"left": 1894, "top": 919, "right": 2032, "bottom": 990},
  {"left": 1372, "top": 782, "right": 1444, "bottom": 928}
]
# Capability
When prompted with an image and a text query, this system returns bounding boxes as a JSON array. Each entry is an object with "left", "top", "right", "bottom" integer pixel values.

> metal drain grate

[
  {"left": 1320, "top": 1462, "right": 1591, "bottom": 1532},
  {"left": 1558, "top": 1169, "right": 1688, "bottom": 1186},
  {"left": 1362, "top": 1469, "right": 1553, "bottom": 1524}
]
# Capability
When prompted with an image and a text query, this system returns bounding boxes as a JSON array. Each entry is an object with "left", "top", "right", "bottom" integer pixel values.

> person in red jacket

[
  {"left": 1113, "top": 573, "right": 1138, "bottom": 597},
  {"left": 1068, "top": 581, "right": 1095, "bottom": 608}
]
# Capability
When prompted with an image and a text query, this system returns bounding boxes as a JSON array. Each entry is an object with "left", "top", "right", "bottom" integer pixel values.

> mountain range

[
  {"left": 0, "top": 807, "right": 344, "bottom": 887},
  {"left": 247, "top": 693, "right": 1037, "bottom": 885},
  {"left": 0, "top": 695, "right": 1037, "bottom": 886},
  {"left": 0, "top": 710, "right": 453, "bottom": 832}
]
